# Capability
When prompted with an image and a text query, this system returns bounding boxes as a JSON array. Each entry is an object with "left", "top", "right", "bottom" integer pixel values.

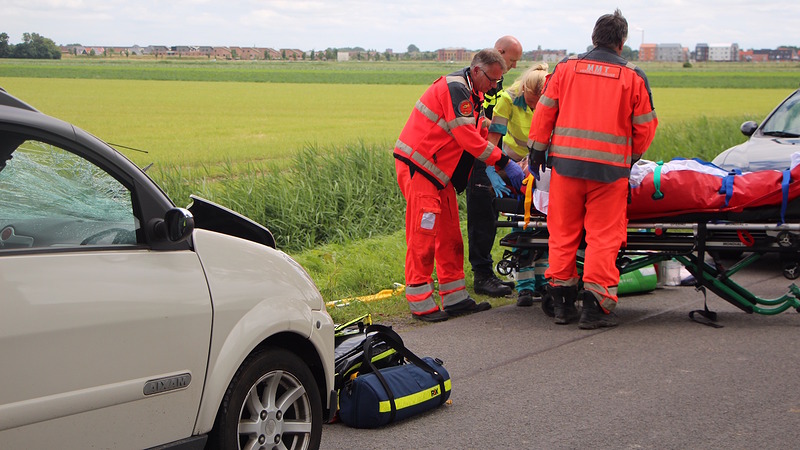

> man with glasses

[
  {"left": 394, "top": 49, "right": 525, "bottom": 322},
  {"left": 467, "top": 36, "right": 524, "bottom": 299}
]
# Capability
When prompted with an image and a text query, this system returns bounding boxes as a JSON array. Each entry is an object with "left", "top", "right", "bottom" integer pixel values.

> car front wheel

[{"left": 208, "top": 348, "right": 322, "bottom": 450}]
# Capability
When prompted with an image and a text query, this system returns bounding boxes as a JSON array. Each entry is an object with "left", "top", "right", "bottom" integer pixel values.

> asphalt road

[{"left": 321, "top": 255, "right": 800, "bottom": 449}]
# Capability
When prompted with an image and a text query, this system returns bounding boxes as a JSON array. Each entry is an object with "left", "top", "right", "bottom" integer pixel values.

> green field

[
  {"left": 0, "top": 78, "right": 790, "bottom": 171},
  {"left": 2, "top": 59, "right": 798, "bottom": 320}
]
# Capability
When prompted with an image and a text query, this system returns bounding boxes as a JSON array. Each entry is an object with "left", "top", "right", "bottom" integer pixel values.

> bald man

[{"left": 466, "top": 35, "right": 523, "bottom": 298}]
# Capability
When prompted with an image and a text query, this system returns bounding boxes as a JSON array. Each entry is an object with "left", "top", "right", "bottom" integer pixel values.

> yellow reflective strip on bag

[{"left": 377, "top": 379, "right": 452, "bottom": 413}]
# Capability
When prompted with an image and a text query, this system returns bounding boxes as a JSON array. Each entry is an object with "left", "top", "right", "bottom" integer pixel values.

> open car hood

[{"left": 187, "top": 195, "right": 275, "bottom": 248}]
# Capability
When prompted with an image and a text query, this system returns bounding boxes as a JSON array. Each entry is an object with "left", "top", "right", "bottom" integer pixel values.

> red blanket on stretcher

[{"left": 627, "top": 158, "right": 800, "bottom": 221}]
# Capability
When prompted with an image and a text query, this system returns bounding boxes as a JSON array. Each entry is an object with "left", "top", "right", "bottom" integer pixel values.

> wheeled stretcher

[{"left": 494, "top": 158, "right": 800, "bottom": 320}]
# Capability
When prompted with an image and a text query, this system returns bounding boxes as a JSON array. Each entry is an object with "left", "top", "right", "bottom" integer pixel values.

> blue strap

[
  {"left": 651, "top": 161, "right": 664, "bottom": 200},
  {"left": 780, "top": 169, "right": 791, "bottom": 225},
  {"left": 719, "top": 169, "right": 741, "bottom": 207}
]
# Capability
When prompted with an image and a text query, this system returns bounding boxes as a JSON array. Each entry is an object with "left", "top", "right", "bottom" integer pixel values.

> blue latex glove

[
  {"left": 485, "top": 166, "right": 511, "bottom": 198},
  {"left": 503, "top": 160, "right": 525, "bottom": 191},
  {"left": 529, "top": 149, "right": 546, "bottom": 181}
]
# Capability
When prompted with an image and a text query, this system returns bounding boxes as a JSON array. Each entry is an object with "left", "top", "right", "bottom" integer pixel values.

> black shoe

[
  {"left": 445, "top": 298, "right": 492, "bottom": 317},
  {"left": 578, "top": 292, "right": 618, "bottom": 330},
  {"left": 413, "top": 310, "right": 449, "bottom": 323},
  {"left": 551, "top": 285, "right": 579, "bottom": 325},
  {"left": 474, "top": 276, "right": 512, "bottom": 297},
  {"left": 500, "top": 279, "right": 516, "bottom": 289},
  {"left": 517, "top": 290, "right": 534, "bottom": 307}
]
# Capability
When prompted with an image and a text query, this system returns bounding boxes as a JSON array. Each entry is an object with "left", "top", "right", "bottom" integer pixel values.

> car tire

[{"left": 207, "top": 348, "right": 322, "bottom": 450}]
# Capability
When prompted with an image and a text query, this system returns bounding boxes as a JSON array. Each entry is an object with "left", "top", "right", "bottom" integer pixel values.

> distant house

[
  {"left": 639, "top": 43, "right": 656, "bottom": 61},
  {"left": 437, "top": 47, "right": 468, "bottom": 62},
  {"left": 280, "top": 49, "right": 304, "bottom": 60},
  {"left": 695, "top": 43, "right": 709, "bottom": 62},
  {"left": 708, "top": 43, "right": 739, "bottom": 61},
  {"left": 144, "top": 46, "right": 169, "bottom": 57},
  {"left": 530, "top": 47, "right": 567, "bottom": 63},
  {"left": 229, "top": 47, "right": 243, "bottom": 59},
  {"left": 740, "top": 49, "right": 770, "bottom": 62},
  {"left": 213, "top": 47, "right": 232, "bottom": 60},
  {"left": 656, "top": 43, "right": 686, "bottom": 62}
]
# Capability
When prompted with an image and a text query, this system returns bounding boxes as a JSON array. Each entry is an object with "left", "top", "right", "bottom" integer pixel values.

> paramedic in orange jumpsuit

[
  {"left": 528, "top": 9, "right": 658, "bottom": 329},
  {"left": 395, "top": 49, "right": 526, "bottom": 322}
]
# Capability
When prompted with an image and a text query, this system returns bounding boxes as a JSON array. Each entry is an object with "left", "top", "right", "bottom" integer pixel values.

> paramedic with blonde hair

[{"left": 486, "top": 62, "right": 550, "bottom": 307}]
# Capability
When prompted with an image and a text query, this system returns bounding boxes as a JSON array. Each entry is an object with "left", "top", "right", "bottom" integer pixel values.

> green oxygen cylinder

[{"left": 618, "top": 264, "right": 658, "bottom": 295}]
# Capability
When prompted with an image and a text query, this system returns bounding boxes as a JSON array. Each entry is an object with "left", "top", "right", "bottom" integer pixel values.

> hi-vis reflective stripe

[
  {"left": 395, "top": 139, "right": 452, "bottom": 186},
  {"left": 538, "top": 94, "right": 557, "bottom": 109},
  {"left": 439, "top": 279, "right": 466, "bottom": 292},
  {"left": 634, "top": 110, "right": 658, "bottom": 125},
  {"left": 549, "top": 144, "right": 630, "bottom": 165},
  {"left": 415, "top": 100, "right": 452, "bottom": 134},
  {"left": 378, "top": 379, "right": 452, "bottom": 413},
  {"left": 510, "top": 134, "right": 527, "bottom": 148},
  {"left": 477, "top": 142, "right": 495, "bottom": 162},
  {"left": 554, "top": 126, "right": 630, "bottom": 146},
  {"left": 492, "top": 116, "right": 509, "bottom": 128},
  {"left": 448, "top": 116, "right": 475, "bottom": 129},
  {"left": 530, "top": 140, "right": 548, "bottom": 152}
]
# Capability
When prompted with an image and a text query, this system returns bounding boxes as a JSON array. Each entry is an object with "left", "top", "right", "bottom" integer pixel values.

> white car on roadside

[
  {"left": 712, "top": 87, "right": 800, "bottom": 172},
  {"left": 0, "top": 88, "right": 335, "bottom": 450}
]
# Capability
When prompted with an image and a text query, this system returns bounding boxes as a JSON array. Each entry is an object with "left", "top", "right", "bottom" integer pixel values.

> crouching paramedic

[
  {"left": 394, "top": 48, "right": 525, "bottom": 323},
  {"left": 527, "top": 9, "right": 658, "bottom": 329}
]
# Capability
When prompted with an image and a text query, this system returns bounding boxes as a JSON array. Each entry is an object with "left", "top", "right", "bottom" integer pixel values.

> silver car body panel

[{"left": 0, "top": 250, "right": 212, "bottom": 449}]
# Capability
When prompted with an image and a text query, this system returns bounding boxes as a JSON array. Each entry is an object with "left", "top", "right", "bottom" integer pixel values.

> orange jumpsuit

[
  {"left": 528, "top": 47, "right": 658, "bottom": 311},
  {"left": 395, "top": 67, "right": 509, "bottom": 316}
]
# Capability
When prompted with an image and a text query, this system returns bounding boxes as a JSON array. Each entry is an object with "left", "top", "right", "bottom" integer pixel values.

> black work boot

[
  {"left": 551, "top": 285, "right": 579, "bottom": 325},
  {"left": 413, "top": 309, "right": 449, "bottom": 323},
  {"left": 444, "top": 297, "right": 492, "bottom": 317},
  {"left": 473, "top": 274, "right": 512, "bottom": 297},
  {"left": 578, "top": 291, "right": 619, "bottom": 330},
  {"left": 516, "top": 289, "right": 534, "bottom": 307}
]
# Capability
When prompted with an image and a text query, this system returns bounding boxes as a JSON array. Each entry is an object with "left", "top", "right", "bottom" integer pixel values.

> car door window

[{"left": 0, "top": 137, "right": 138, "bottom": 249}]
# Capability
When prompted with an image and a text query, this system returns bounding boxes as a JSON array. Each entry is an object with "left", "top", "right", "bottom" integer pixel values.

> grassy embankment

[{"left": 1, "top": 59, "right": 797, "bottom": 323}]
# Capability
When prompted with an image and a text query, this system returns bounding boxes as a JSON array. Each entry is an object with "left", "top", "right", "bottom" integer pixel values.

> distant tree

[
  {"left": 281, "top": 49, "right": 286, "bottom": 60},
  {"left": 89, "top": 48, "right": 96, "bottom": 57},
  {"left": 11, "top": 32, "right": 61, "bottom": 59},
  {"left": 0, "top": 33, "right": 10, "bottom": 58},
  {"left": 231, "top": 48, "right": 238, "bottom": 59},
  {"left": 325, "top": 48, "right": 337, "bottom": 60},
  {"left": 621, "top": 45, "right": 636, "bottom": 61},
  {"left": 407, "top": 44, "right": 420, "bottom": 53}
]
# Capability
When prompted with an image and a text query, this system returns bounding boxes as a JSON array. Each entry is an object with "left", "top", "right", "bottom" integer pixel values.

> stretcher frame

[{"left": 496, "top": 209, "right": 800, "bottom": 318}]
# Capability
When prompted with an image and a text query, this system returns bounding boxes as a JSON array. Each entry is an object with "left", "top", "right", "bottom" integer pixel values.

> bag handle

[{"left": 361, "top": 324, "right": 447, "bottom": 423}]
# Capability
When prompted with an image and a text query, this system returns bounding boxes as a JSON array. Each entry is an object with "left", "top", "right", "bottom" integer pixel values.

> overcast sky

[{"left": 4, "top": 0, "right": 799, "bottom": 54}]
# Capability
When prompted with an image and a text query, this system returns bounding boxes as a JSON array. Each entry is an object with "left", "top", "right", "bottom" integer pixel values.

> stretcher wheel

[
  {"left": 782, "top": 262, "right": 800, "bottom": 280},
  {"left": 541, "top": 293, "right": 554, "bottom": 317},
  {"left": 776, "top": 231, "right": 796, "bottom": 248},
  {"left": 496, "top": 259, "right": 514, "bottom": 276}
]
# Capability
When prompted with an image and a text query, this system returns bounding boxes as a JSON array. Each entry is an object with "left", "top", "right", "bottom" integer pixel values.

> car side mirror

[
  {"left": 740, "top": 121, "right": 758, "bottom": 137},
  {"left": 150, "top": 207, "right": 194, "bottom": 243}
]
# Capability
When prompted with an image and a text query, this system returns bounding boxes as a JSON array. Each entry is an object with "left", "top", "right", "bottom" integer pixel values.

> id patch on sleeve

[
  {"left": 575, "top": 61, "right": 621, "bottom": 79},
  {"left": 458, "top": 99, "right": 473, "bottom": 116}
]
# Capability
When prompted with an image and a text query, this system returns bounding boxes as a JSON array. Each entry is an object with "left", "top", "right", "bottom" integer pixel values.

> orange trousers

[
  {"left": 396, "top": 160, "right": 468, "bottom": 315},
  {"left": 545, "top": 168, "right": 628, "bottom": 311}
]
